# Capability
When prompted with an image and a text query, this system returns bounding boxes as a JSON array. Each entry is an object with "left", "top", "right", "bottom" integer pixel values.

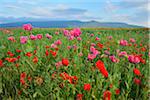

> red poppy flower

[
  {"left": 115, "top": 89, "right": 120, "bottom": 95},
  {"left": 33, "top": 56, "right": 38, "bottom": 63},
  {"left": 17, "top": 56, "right": 21, "bottom": 60},
  {"left": 5, "top": 58, "right": 17, "bottom": 63},
  {"left": 0, "top": 60, "right": 3, "bottom": 67},
  {"left": 18, "top": 90, "right": 22, "bottom": 95},
  {"left": 28, "top": 76, "right": 32, "bottom": 82},
  {"left": 133, "top": 68, "right": 141, "bottom": 76},
  {"left": 103, "top": 90, "right": 111, "bottom": 100},
  {"left": 69, "top": 76, "right": 78, "bottom": 84},
  {"left": 76, "top": 94, "right": 83, "bottom": 100},
  {"left": 134, "top": 78, "right": 141, "bottom": 85},
  {"left": 60, "top": 72, "right": 70, "bottom": 80},
  {"left": 33, "top": 50, "right": 37, "bottom": 54},
  {"left": 84, "top": 83, "right": 91, "bottom": 91},
  {"left": 50, "top": 50, "right": 57, "bottom": 57},
  {"left": 16, "top": 49, "right": 22, "bottom": 53},
  {"left": 9, "top": 53, "right": 14, "bottom": 57},
  {"left": 62, "top": 58, "right": 69, "bottom": 66},
  {"left": 97, "top": 42, "right": 103, "bottom": 49},
  {"left": 96, "top": 60, "right": 108, "bottom": 78},
  {"left": 25, "top": 52, "right": 32, "bottom": 57},
  {"left": 20, "top": 72, "right": 26, "bottom": 79},
  {"left": 20, "top": 78, "right": 25, "bottom": 85},
  {"left": 15, "top": 63, "right": 19, "bottom": 67},
  {"left": 45, "top": 50, "right": 49, "bottom": 56}
]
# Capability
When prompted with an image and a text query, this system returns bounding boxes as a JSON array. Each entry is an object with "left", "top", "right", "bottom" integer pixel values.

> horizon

[{"left": 0, "top": 0, "right": 149, "bottom": 27}]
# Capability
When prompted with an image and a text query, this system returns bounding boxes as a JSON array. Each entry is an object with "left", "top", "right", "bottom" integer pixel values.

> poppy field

[{"left": 0, "top": 25, "right": 149, "bottom": 100}]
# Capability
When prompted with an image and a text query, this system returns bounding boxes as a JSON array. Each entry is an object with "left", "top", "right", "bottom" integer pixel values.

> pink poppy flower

[
  {"left": 130, "top": 38, "right": 136, "bottom": 43},
  {"left": 119, "top": 51, "right": 127, "bottom": 57},
  {"left": 88, "top": 54, "right": 96, "bottom": 60},
  {"left": 51, "top": 43, "right": 57, "bottom": 48},
  {"left": 8, "top": 36, "right": 15, "bottom": 42},
  {"left": 30, "top": 35, "right": 37, "bottom": 40},
  {"left": 77, "top": 37, "right": 82, "bottom": 41},
  {"left": 119, "top": 39, "right": 128, "bottom": 46},
  {"left": 72, "top": 28, "right": 82, "bottom": 37},
  {"left": 95, "top": 37, "right": 100, "bottom": 41},
  {"left": 23, "top": 24, "right": 32, "bottom": 31},
  {"left": 37, "top": 34, "right": 43, "bottom": 39},
  {"left": 128, "top": 55, "right": 140, "bottom": 64},
  {"left": 46, "top": 33, "right": 52, "bottom": 39},
  {"left": 20, "top": 36, "right": 28, "bottom": 44},
  {"left": 109, "top": 55, "right": 119, "bottom": 63},
  {"left": 90, "top": 34, "right": 94, "bottom": 37},
  {"left": 54, "top": 40, "right": 62, "bottom": 45},
  {"left": 91, "top": 43, "right": 96, "bottom": 46}
]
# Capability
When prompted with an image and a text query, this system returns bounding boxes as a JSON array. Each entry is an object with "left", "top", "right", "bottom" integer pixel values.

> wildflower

[
  {"left": 103, "top": 90, "right": 111, "bottom": 100},
  {"left": 95, "top": 37, "right": 100, "bottom": 41},
  {"left": 5, "top": 57, "right": 18, "bottom": 63},
  {"left": 133, "top": 68, "right": 141, "bottom": 76},
  {"left": 55, "top": 61, "right": 62, "bottom": 69},
  {"left": 97, "top": 42, "right": 103, "bottom": 49},
  {"left": 37, "top": 34, "right": 43, "bottom": 39},
  {"left": 96, "top": 60, "right": 108, "bottom": 78},
  {"left": 133, "top": 78, "right": 141, "bottom": 85},
  {"left": 0, "top": 60, "right": 3, "bottom": 67},
  {"left": 118, "top": 51, "right": 127, "bottom": 57},
  {"left": 104, "top": 50, "right": 110, "bottom": 55},
  {"left": 119, "top": 39, "right": 128, "bottom": 46},
  {"left": 77, "top": 37, "right": 82, "bottom": 41},
  {"left": 20, "top": 72, "right": 26, "bottom": 85},
  {"left": 128, "top": 55, "right": 140, "bottom": 64},
  {"left": 8, "top": 36, "right": 15, "bottom": 42},
  {"left": 62, "top": 58, "right": 69, "bottom": 66},
  {"left": 30, "top": 34, "right": 37, "bottom": 40},
  {"left": 20, "top": 72, "right": 26, "bottom": 79},
  {"left": 45, "top": 50, "right": 49, "bottom": 56},
  {"left": 84, "top": 84, "right": 91, "bottom": 91},
  {"left": 20, "top": 78, "right": 25, "bottom": 85},
  {"left": 90, "top": 34, "right": 94, "bottom": 37},
  {"left": 16, "top": 49, "right": 22, "bottom": 53},
  {"left": 107, "top": 36, "right": 113, "bottom": 40},
  {"left": 130, "top": 38, "right": 136, "bottom": 43},
  {"left": 33, "top": 56, "right": 38, "bottom": 63},
  {"left": 20, "top": 36, "right": 28, "bottom": 44},
  {"left": 76, "top": 94, "right": 83, "bottom": 100},
  {"left": 69, "top": 36, "right": 74, "bottom": 40},
  {"left": 115, "top": 89, "right": 120, "bottom": 95},
  {"left": 91, "top": 43, "right": 96, "bottom": 46},
  {"left": 60, "top": 72, "right": 70, "bottom": 80},
  {"left": 79, "top": 52, "right": 83, "bottom": 57},
  {"left": 50, "top": 50, "right": 57, "bottom": 57},
  {"left": 54, "top": 40, "right": 62, "bottom": 45},
  {"left": 88, "top": 54, "right": 96, "bottom": 60},
  {"left": 25, "top": 52, "right": 32, "bottom": 57},
  {"left": 55, "top": 32, "right": 59, "bottom": 35},
  {"left": 63, "top": 29, "right": 69, "bottom": 36},
  {"left": 46, "top": 33, "right": 52, "bottom": 39},
  {"left": 23, "top": 24, "right": 32, "bottom": 31},
  {"left": 51, "top": 43, "right": 57, "bottom": 48},
  {"left": 109, "top": 55, "right": 119, "bottom": 63},
  {"left": 28, "top": 76, "right": 32, "bottom": 82},
  {"left": 72, "top": 28, "right": 82, "bottom": 37}
]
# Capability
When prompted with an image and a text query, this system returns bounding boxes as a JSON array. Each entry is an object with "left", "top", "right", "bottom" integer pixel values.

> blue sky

[{"left": 0, "top": 0, "right": 149, "bottom": 27}]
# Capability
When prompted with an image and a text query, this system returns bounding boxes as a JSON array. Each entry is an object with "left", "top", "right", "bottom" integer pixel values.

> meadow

[{"left": 0, "top": 25, "right": 149, "bottom": 100}]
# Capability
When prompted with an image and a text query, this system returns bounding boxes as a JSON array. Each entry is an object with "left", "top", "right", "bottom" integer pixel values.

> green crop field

[{"left": 0, "top": 27, "right": 149, "bottom": 100}]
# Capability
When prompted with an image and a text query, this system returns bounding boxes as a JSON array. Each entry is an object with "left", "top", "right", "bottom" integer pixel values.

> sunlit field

[{"left": 0, "top": 25, "right": 149, "bottom": 100}]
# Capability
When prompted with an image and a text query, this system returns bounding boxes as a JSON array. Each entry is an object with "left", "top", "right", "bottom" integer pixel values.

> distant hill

[{"left": 0, "top": 20, "right": 144, "bottom": 28}]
